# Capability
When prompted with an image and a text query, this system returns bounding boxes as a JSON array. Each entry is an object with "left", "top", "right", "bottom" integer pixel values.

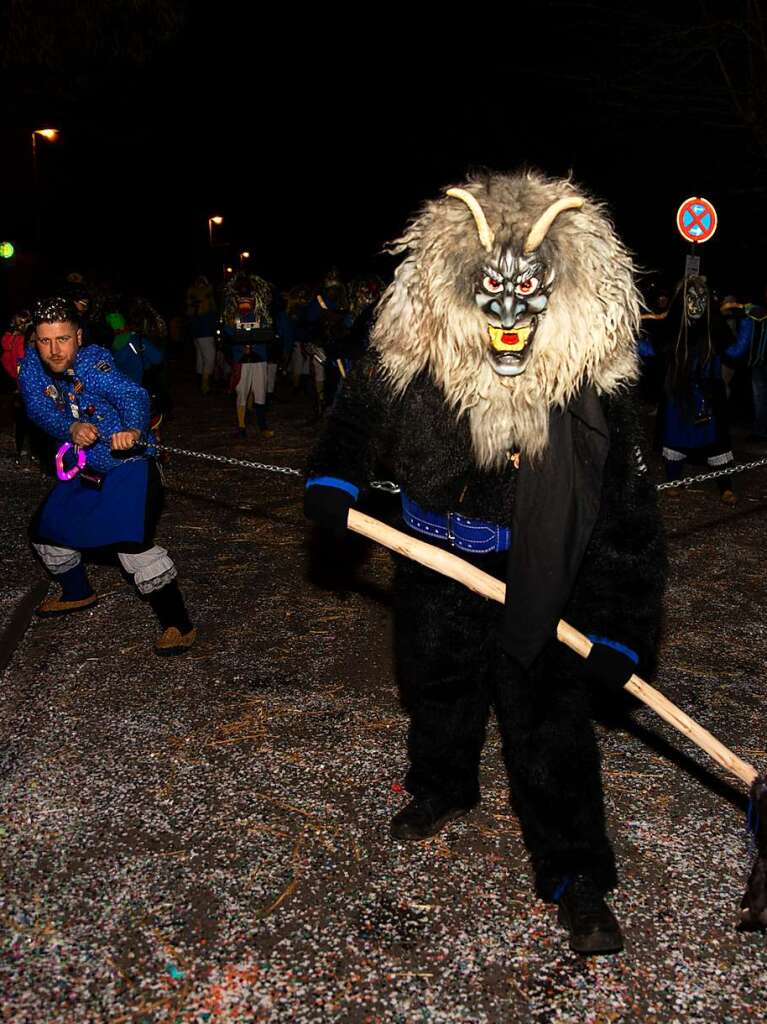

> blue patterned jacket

[{"left": 18, "top": 345, "right": 152, "bottom": 473}]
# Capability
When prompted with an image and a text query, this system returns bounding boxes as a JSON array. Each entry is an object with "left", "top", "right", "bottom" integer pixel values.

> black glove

[
  {"left": 304, "top": 479, "right": 357, "bottom": 536},
  {"left": 585, "top": 638, "right": 638, "bottom": 694}
]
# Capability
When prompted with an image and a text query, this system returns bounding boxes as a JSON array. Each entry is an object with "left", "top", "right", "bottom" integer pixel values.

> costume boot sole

[
  {"left": 557, "top": 905, "right": 624, "bottom": 955},
  {"left": 390, "top": 805, "right": 473, "bottom": 842},
  {"left": 154, "top": 642, "right": 196, "bottom": 658},
  {"left": 35, "top": 597, "right": 99, "bottom": 617}
]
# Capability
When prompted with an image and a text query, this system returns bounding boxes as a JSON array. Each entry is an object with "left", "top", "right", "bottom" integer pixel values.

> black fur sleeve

[
  {"left": 565, "top": 393, "right": 667, "bottom": 677},
  {"left": 305, "top": 351, "right": 396, "bottom": 490}
]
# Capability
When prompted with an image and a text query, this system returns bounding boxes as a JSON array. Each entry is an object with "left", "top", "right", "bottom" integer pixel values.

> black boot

[
  {"left": 390, "top": 794, "right": 474, "bottom": 841},
  {"left": 556, "top": 874, "right": 624, "bottom": 955},
  {"left": 147, "top": 581, "right": 196, "bottom": 656}
]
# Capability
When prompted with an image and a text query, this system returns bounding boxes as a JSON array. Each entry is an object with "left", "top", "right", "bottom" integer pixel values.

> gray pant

[{"left": 33, "top": 543, "right": 177, "bottom": 594}]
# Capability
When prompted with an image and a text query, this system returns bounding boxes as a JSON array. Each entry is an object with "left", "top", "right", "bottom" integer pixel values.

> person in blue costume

[
  {"left": 108, "top": 311, "right": 165, "bottom": 386},
  {"left": 224, "top": 286, "right": 275, "bottom": 439},
  {"left": 639, "top": 276, "right": 749, "bottom": 505},
  {"left": 733, "top": 290, "right": 767, "bottom": 441},
  {"left": 18, "top": 297, "right": 196, "bottom": 656}
]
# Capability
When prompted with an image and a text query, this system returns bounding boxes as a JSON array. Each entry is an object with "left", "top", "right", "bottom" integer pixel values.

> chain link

[
  {"left": 147, "top": 442, "right": 767, "bottom": 497},
  {"left": 655, "top": 455, "right": 767, "bottom": 490},
  {"left": 150, "top": 442, "right": 401, "bottom": 494}
]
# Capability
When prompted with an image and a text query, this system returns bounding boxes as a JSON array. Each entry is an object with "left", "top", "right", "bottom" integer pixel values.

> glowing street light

[
  {"left": 208, "top": 215, "right": 224, "bottom": 246},
  {"left": 239, "top": 251, "right": 251, "bottom": 266},
  {"left": 31, "top": 127, "right": 60, "bottom": 245}
]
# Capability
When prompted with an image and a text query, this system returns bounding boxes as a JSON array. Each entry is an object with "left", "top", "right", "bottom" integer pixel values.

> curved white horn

[
  {"left": 523, "top": 196, "right": 584, "bottom": 253},
  {"left": 446, "top": 188, "right": 495, "bottom": 252}
]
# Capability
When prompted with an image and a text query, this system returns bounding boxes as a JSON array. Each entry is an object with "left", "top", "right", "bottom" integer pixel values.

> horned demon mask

[
  {"left": 447, "top": 188, "right": 583, "bottom": 379},
  {"left": 372, "top": 172, "right": 640, "bottom": 467}
]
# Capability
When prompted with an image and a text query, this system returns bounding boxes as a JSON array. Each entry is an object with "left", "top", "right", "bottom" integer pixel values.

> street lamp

[
  {"left": 208, "top": 215, "right": 223, "bottom": 246},
  {"left": 239, "top": 251, "right": 250, "bottom": 265},
  {"left": 31, "top": 128, "right": 60, "bottom": 246}
]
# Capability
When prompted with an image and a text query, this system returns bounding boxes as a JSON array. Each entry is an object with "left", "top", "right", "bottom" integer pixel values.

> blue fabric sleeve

[
  {"left": 637, "top": 335, "right": 655, "bottom": 359},
  {"left": 587, "top": 635, "right": 639, "bottom": 665},
  {"left": 93, "top": 352, "right": 150, "bottom": 432},
  {"left": 306, "top": 476, "right": 359, "bottom": 501},
  {"left": 727, "top": 316, "right": 754, "bottom": 360}
]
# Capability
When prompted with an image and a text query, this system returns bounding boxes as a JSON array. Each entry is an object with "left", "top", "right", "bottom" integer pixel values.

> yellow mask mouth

[{"left": 488, "top": 323, "right": 533, "bottom": 352}]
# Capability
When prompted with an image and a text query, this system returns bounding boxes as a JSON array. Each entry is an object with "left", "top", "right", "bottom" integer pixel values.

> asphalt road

[{"left": 2, "top": 367, "right": 767, "bottom": 1022}]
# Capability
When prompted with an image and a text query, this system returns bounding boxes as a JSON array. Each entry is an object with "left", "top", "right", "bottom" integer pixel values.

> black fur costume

[{"left": 307, "top": 355, "right": 665, "bottom": 898}]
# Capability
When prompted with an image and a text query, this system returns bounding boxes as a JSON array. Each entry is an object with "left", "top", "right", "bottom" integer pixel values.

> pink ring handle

[{"left": 55, "top": 442, "right": 87, "bottom": 481}]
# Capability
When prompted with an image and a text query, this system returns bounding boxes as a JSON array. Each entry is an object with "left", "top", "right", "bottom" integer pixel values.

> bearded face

[{"left": 474, "top": 248, "right": 553, "bottom": 377}]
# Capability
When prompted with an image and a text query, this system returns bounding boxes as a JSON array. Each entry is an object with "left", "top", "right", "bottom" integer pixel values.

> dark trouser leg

[
  {"left": 117, "top": 546, "right": 192, "bottom": 633},
  {"left": 147, "top": 579, "right": 192, "bottom": 633},
  {"left": 32, "top": 544, "right": 93, "bottom": 599},
  {"left": 752, "top": 364, "right": 767, "bottom": 438},
  {"left": 494, "top": 645, "right": 616, "bottom": 899},
  {"left": 663, "top": 453, "right": 685, "bottom": 482},
  {"left": 254, "top": 403, "right": 268, "bottom": 430},
  {"left": 394, "top": 561, "right": 493, "bottom": 807},
  {"left": 57, "top": 562, "right": 93, "bottom": 600}
]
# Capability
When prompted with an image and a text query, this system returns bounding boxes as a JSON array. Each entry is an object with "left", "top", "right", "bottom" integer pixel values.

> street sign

[
  {"left": 676, "top": 197, "right": 718, "bottom": 244},
  {"left": 0, "top": 241, "right": 14, "bottom": 259},
  {"left": 685, "top": 254, "right": 701, "bottom": 277}
]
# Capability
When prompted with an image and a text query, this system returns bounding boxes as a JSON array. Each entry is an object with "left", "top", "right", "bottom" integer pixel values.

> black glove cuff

[
  {"left": 586, "top": 642, "right": 637, "bottom": 693},
  {"left": 304, "top": 483, "right": 355, "bottom": 532}
]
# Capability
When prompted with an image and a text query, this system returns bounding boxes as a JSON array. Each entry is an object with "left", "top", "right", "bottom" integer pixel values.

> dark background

[{"left": 2, "top": 1, "right": 767, "bottom": 311}]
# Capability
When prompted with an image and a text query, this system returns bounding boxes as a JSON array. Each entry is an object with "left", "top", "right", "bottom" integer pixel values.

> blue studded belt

[{"left": 401, "top": 492, "right": 512, "bottom": 554}]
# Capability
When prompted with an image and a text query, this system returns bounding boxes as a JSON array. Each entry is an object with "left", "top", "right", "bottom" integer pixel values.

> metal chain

[
  {"left": 150, "top": 442, "right": 401, "bottom": 493},
  {"left": 152, "top": 442, "right": 302, "bottom": 478},
  {"left": 656, "top": 455, "right": 767, "bottom": 490},
  {"left": 147, "top": 442, "right": 767, "bottom": 496}
]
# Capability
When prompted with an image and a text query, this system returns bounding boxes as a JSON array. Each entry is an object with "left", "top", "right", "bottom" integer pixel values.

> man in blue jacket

[{"left": 18, "top": 296, "right": 196, "bottom": 656}]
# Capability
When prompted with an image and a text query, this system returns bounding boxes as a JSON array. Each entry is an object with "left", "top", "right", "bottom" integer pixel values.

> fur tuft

[{"left": 372, "top": 170, "right": 640, "bottom": 468}]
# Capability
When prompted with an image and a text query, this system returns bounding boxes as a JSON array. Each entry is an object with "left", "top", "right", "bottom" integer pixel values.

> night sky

[{"left": 3, "top": 2, "right": 766, "bottom": 310}]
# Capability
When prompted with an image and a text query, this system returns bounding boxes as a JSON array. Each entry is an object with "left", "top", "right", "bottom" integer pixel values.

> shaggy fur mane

[{"left": 371, "top": 170, "right": 640, "bottom": 468}]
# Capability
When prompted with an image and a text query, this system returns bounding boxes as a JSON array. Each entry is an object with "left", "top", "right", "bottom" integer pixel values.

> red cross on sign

[{"left": 676, "top": 196, "right": 718, "bottom": 244}]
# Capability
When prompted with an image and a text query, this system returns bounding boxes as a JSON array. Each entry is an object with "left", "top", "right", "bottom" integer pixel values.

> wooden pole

[{"left": 347, "top": 508, "right": 759, "bottom": 789}]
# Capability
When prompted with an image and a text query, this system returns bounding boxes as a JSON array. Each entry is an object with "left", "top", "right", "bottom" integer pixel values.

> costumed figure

[
  {"left": 640, "top": 275, "right": 749, "bottom": 505},
  {"left": 344, "top": 275, "right": 384, "bottom": 367},
  {"left": 1, "top": 310, "right": 37, "bottom": 469},
  {"left": 304, "top": 172, "right": 666, "bottom": 955},
  {"left": 223, "top": 272, "right": 276, "bottom": 439},
  {"left": 186, "top": 275, "right": 218, "bottom": 394},
  {"left": 19, "top": 297, "right": 196, "bottom": 656},
  {"left": 282, "top": 285, "right": 313, "bottom": 394},
  {"left": 303, "top": 282, "right": 354, "bottom": 417},
  {"left": 108, "top": 312, "right": 165, "bottom": 387},
  {"left": 734, "top": 291, "right": 767, "bottom": 441}
]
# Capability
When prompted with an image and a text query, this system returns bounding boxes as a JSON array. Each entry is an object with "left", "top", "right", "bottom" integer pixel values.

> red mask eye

[
  {"left": 482, "top": 275, "right": 504, "bottom": 294},
  {"left": 515, "top": 277, "right": 539, "bottom": 296}
]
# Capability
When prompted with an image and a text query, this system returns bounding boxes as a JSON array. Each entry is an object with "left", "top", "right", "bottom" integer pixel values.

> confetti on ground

[{"left": 2, "top": 374, "right": 767, "bottom": 1021}]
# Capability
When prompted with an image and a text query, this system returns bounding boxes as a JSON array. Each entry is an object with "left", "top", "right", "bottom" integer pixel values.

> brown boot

[
  {"left": 36, "top": 593, "right": 98, "bottom": 617},
  {"left": 720, "top": 488, "right": 738, "bottom": 506},
  {"left": 154, "top": 626, "right": 197, "bottom": 657}
]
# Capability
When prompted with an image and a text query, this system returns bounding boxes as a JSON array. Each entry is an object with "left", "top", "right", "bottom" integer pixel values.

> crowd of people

[
  {"left": 4, "top": 265, "right": 767, "bottom": 497},
  {"left": 637, "top": 274, "right": 767, "bottom": 505}
]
